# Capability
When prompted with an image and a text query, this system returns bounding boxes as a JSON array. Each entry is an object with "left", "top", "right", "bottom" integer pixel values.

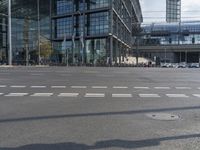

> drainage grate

[{"left": 146, "top": 113, "right": 180, "bottom": 121}]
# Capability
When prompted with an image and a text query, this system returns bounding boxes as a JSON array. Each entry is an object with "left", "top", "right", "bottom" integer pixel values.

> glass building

[
  {"left": 133, "top": 21, "right": 200, "bottom": 63},
  {"left": 166, "top": 0, "right": 181, "bottom": 23},
  {"left": 0, "top": 0, "right": 51, "bottom": 65},
  {"left": 0, "top": 0, "right": 143, "bottom": 66}
]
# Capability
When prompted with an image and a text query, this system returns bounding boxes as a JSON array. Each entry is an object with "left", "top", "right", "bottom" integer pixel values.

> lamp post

[
  {"left": 37, "top": 0, "right": 41, "bottom": 65},
  {"left": 164, "top": 47, "right": 167, "bottom": 63},
  {"left": 77, "top": 11, "right": 84, "bottom": 65},
  {"left": 8, "top": 0, "right": 12, "bottom": 65}
]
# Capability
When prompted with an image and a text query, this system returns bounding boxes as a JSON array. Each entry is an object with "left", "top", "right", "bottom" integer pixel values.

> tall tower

[{"left": 166, "top": 0, "right": 181, "bottom": 23}]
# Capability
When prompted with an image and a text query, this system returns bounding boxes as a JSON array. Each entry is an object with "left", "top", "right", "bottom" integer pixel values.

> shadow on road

[
  {"left": 0, "top": 105, "right": 200, "bottom": 124},
  {"left": 1, "top": 134, "right": 200, "bottom": 150}
]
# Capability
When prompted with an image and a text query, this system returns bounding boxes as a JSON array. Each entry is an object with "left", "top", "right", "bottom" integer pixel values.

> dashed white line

[
  {"left": 59, "top": 74, "right": 72, "bottom": 76},
  {"left": 5, "top": 93, "right": 28, "bottom": 97},
  {"left": 0, "top": 93, "right": 4, "bottom": 95},
  {"left": 10, "top": 85, "right": 26, "bottom": 88},
  {"left": 193, "top": 94, "right": 200, "bottom": 98},
  {"left": 85, "top": 93, "right": 105, "bottom": 98},
  {"left": 31, "top": 86, "right": 47, "bottom": 88},
  {"left": 113, "top": 86, "right": 128, "bottom": 89},
  {"left": 112, "top": 94, "right": 132, "bottom": 98},
  {"left": 175, "top": 87, "right": 191, "bottom": 89},
  {"left": 92, "top": 86, "right": 108, "bottom": 89},
  {"left": 51, "top": 86, "right": 66, "bottom": 89},
  {"left": 139, "top": 94, "right": 160, "bottom": 98},
  {"left": 154, "top": 87, "right": 170, "bottom": 89},
  {"left": 166, "top": 94, "right": 189, "bottom": 98},
  {"left": 71, "top": 86, "right": 87, "bottom": 89},
  {"left": 0, "top": 73, "right": 10, "bottom": 75},
  {"left": 31, "top": 93, "right": 53, "bottom": 97},
  {"left": 0, "top": 85, "right": 6, "bottom": 88},
  {"left": 31, "top": 74, "right": 44, "bottom": 76},
  {"left": 134, "top": 87, "right": 149, "bottom": 89},
  {"left": 58, "top": 93, "right": 79, "bottom": 97}
]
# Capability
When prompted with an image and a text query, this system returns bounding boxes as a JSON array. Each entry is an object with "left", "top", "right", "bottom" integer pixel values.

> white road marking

[
  {"left": 85, "top": 93, "right": 105, "bottom": 98},
  {"left": 59, "top": 74, "right": 72, "bottom": 76},
  {"left": 112, "top": 94, "right": 132, "bottom": 98},
  {"left": 97, "top": 75, "right": 114, "bottom": 77},
  {"left": 0, "top": 73, "right": 10, "bottom": 75},
  {"left": 5, "top": 93, "right": 28, "bottom": 97},
  {"left": 56, "top": 71, "right": 71, "bottom": 73},
  {"left": 175, "top": 87, "right": 191, "bottom": 89},
  {"left": 51, "top": 86, "right": 66, "bottom": 89},
  {"left": 92, "top": 86, "right": 108, "bottom": 89},
  {"left": 166, "top": 94, "right": 189, "bottom": 98},
  {"left": 139, "top": 94, "right": 160, "bottom": 98},
  {"left": 31, "top": 86, "right": 46, "bottom": 88},
  {"left": 31, "top": 74, "right": 44, "bottom": 76},
  {"left": 0, "top": 93, "right": 4, "bottom": 95},
  {"left": 113, "top": 86, "right": 128, "bottom": 89},
  {"left": 134, "top": 87, "right": 149, "bottom": 89},
  {"left": 154, "top": 87, "right": 170, "bottom": 89},
  {"left": 0, "top": 85, "right": 6, "bottom": 88},
  {"left": 193, "top": 94, "right": 200, "bottom": 98},
  {"left": 10, "top": 85, "right": 26, "bottom": 88},
  {"left": 31, "top": 93, "right": 53, "bottom": 97},
  {"left": 84, "top": 71, "right": 99, "bottom": 74},
  {"left": 58, "top": 93, "right": 79, "bottom": 97},
  {"left": 71, "top": 86, "right": 87, "bottom": 89}
]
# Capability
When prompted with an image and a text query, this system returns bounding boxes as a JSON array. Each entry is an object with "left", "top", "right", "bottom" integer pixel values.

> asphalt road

[{"left": 1, "top": 67, "right": 200, "bottom": 150}]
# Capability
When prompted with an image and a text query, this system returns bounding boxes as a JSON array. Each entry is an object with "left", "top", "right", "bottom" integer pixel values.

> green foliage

[{"left": 40, "top": 41, "right": 53, "bottom": 59}]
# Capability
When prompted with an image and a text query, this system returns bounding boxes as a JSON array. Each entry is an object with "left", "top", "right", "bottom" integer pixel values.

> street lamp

[
  {"left": 37, "top": 0, "right": 41, "bottom": 65},
  {"left": 77, "top": 11, "right": 84, "bottom": 65},
  {"left": 8, "top": 0, "right": 12, "bottom": 65}
]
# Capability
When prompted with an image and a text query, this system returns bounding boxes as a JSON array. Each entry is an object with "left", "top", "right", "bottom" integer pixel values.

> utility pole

[
  {"left": 37, "top": 0, "right": 41, "bottom": 65},
  {"left": 8, "top": 0, "right": 12, "bottom": 65}
]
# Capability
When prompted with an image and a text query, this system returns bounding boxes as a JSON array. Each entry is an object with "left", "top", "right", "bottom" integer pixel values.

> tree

[{"left": 40, "top": 41, "right": 53, "bottom": 59}]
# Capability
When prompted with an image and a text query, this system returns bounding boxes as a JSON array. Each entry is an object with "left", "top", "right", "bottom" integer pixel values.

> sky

[{"left": 140, "top": 0, "right": 200, "bottom": 23}]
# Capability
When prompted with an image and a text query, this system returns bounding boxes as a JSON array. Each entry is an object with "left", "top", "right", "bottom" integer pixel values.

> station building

[
  {"left": 0, "top": 0, "right": 143, "bottom": 66},
  {"left": 133, "top": 21, "right": 200, "bottom": 64}
]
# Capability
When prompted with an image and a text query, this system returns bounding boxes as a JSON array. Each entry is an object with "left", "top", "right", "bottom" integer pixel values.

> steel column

[{"left": 8, "top": 0, "right": 12, "bottom": 65}]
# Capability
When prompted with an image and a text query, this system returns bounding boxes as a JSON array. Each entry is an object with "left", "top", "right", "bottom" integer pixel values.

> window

[
  {"left": 87, "top": 12, "right": 109, "bottom": 35},
  {"left": 55, "top": 17, "right": 72, "bottom": 38}
]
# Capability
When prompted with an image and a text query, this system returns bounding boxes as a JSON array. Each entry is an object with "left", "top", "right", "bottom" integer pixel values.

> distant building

[
  {"left": 166, "top": 0, "right": 181, "bottom": 23},
  {"left": 133, "top": 21, "right": 200, "bottom": 64}
]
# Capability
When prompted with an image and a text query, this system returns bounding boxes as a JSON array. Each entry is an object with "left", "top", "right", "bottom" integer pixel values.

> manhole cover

[{"left": 146, "top": 113, "right": 179, "bottom": 121}]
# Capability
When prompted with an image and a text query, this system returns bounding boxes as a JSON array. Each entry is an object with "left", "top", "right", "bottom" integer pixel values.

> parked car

[
  {"left": 161, "top": 63, "right": 173, "bottom": 68},
  {"left": 188, "top": 63, "right": 199, "bottom": 68},
  {"left": 177, "top": 62, "right": 187, "bottom": 68}
]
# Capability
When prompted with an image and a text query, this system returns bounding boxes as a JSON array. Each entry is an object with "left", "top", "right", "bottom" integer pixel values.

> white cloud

[
  {"left": 182, "top": 0, "right": 200, "bottom": 21},
  {"left": 182, "top": 0, "right": 200, "bottom": 11}
]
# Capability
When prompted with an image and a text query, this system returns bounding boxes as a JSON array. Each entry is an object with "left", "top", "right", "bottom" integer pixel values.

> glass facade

[
  {"left": 0, "top": 0, "right": 51, "bottom": 65},
  {"left": 141, "top": 22, "right": 200, "bottom": 45},
  {"left": 133, "top": 21, "right": 200, "bottom": 63},
  {"left": 0, "top": 0, "right": 143, "bottom": 66}
]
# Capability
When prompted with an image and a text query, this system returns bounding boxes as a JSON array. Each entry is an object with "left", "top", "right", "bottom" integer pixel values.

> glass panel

[{"left": 86, "top": 38, "right": 106, "bottom": 65}]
